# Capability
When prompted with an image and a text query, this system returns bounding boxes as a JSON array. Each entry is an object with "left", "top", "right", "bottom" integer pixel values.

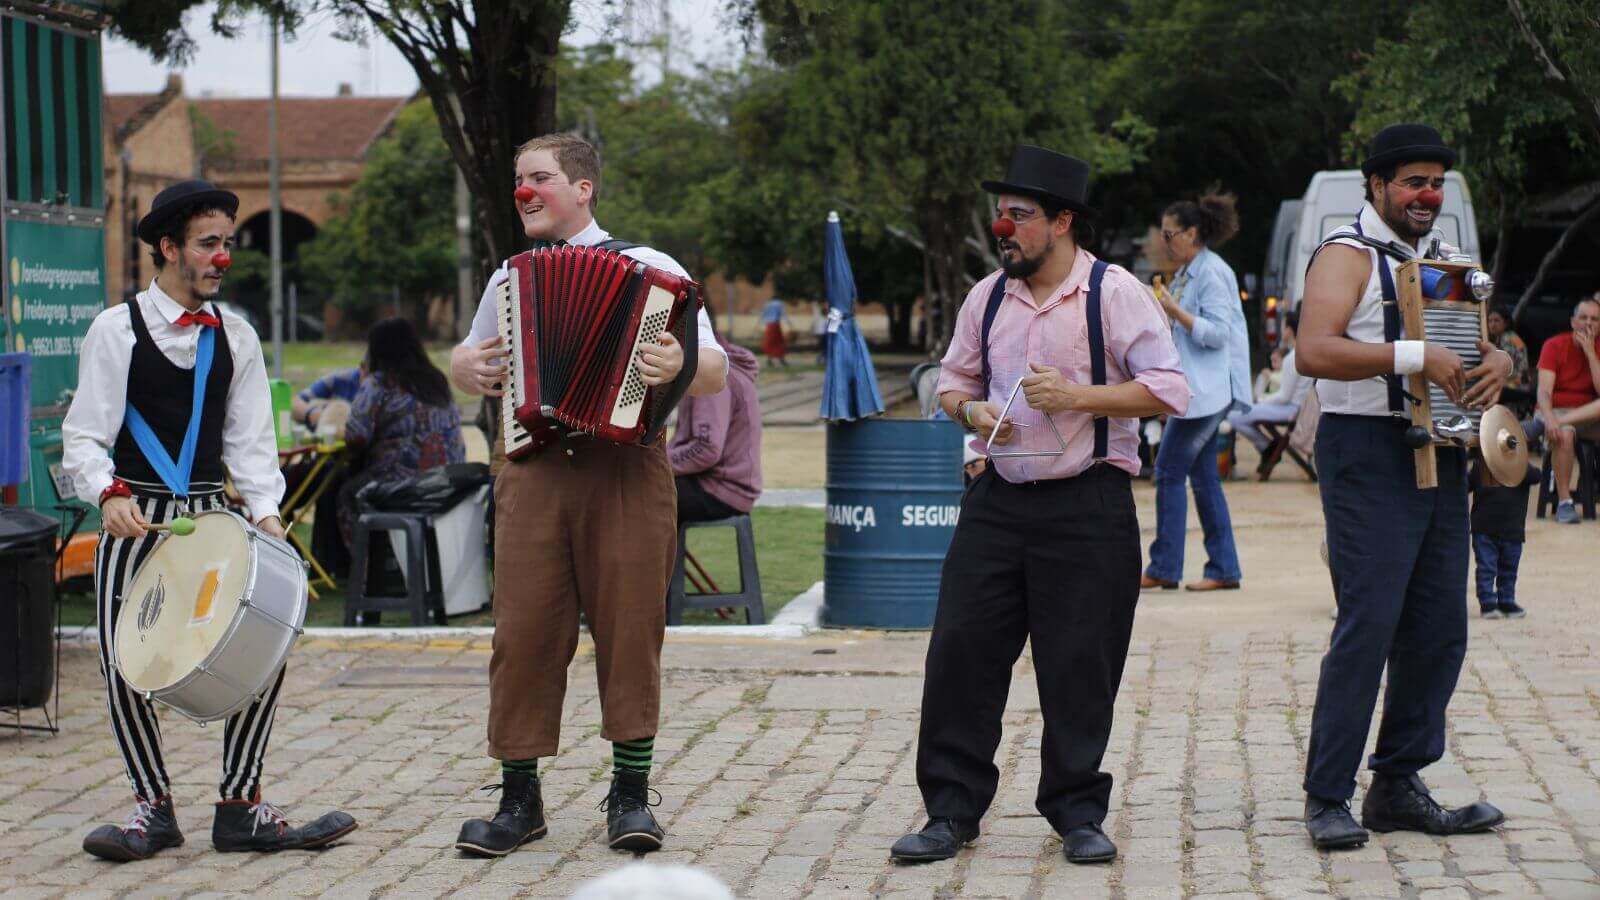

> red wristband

[{"left": 98, "top": 478, "right": 132, "bottom": 507}]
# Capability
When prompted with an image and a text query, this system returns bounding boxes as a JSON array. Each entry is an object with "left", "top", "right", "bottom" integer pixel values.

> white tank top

[{"left": 1313, "top": 203, "right": 1417, "bottom": 418}]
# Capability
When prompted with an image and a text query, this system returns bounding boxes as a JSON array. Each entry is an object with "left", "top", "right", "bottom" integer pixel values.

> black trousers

[
  {"left": 1304, "top": 414, "right": 1469, "bottom": 801},
  {"left": 917, "top": 464, "right": 1141, "bottom": 834},
  {"left": 675, "top": 474, "right": 740, "bottom": 523}
]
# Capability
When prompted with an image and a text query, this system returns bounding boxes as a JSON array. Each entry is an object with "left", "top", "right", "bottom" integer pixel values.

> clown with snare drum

[{"left": 62, "top": 180, "right": 356, "bottom": 862}]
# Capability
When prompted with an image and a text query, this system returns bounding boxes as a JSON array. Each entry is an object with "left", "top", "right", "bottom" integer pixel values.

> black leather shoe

[
  {"left": 212, "top": 795, "right": 358, "bottom": 852},
  {"left": 1361, "top": 773, "right": 1504, "bottom": 835},
  {"left": 83, "top": 796, "right": 184, "bottom": 862},
  {"left": 1305, "top": 795, "right": 1368, "bottom": 850},
  {"left": 1062, "top": 823, "right": 1117, "bottom": 864},
  {"left": 889, "top": 818, "right": 979, "bottom": 863},
  {"left": 456, "top": 772, "right": 548, "bottom": 857},
  {"left": 601, "top": 770, "right": 664, "bottom": 852}
]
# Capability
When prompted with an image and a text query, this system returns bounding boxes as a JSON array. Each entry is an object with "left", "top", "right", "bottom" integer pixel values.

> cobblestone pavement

[{"left": 3, "top": 481, "right": 1598, "bottom": 898}]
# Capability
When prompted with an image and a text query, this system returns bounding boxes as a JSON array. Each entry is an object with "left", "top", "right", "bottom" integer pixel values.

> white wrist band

[{"left": 1394, "top": 340, "right": 1426, "bottom": 375}]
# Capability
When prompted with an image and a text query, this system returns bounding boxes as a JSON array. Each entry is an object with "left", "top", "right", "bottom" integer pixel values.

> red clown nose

[
  {"left": 514, "top": 185, "right": 536, "bottom": 204},
  {"left": 210, "top": 252, "right": 231, "bottom": 271},
  {"left": 1417, "top": 188, "right": 1444, "bottom": 208},
  {"left": 991, "top": 218, "right": 1016, "bottom": 239}
]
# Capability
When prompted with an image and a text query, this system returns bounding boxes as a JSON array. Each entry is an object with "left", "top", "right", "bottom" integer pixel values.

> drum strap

[
  {"left": 981, "top": 260, "right": 1110, "bottom": 459},
  {"left": 123, "top": 326, "right": 215, "bottom": 500}
]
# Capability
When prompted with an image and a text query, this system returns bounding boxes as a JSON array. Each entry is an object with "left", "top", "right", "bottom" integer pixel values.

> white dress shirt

[
  {"left": 462, "top": 218, "right": 728, "bottom": 377},
  {"left": 61, "top": 279, "right": 286, "bottom": 522}
]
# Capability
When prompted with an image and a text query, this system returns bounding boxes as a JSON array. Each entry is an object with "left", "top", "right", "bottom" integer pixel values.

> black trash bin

[{"left": 0, "top": 508, "right": 59, "bottom": 709}]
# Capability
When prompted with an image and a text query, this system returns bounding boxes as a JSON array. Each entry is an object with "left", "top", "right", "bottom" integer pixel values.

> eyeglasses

[{"left": 1161, "top": 229, "right": 1187, "bottom": 242}]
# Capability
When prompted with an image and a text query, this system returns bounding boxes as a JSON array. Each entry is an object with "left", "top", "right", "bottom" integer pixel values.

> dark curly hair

[{"left": 1164, "top": 190, "right": 1240, "bottom": 248}]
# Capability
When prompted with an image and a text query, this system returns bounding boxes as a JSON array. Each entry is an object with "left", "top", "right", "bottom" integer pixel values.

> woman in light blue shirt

[{"left": 1144, "top": 193, "right": 1253, "bottom": 591}]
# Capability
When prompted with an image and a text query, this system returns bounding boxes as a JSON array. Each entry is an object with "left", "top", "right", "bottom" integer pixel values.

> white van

[{"left": 1283, "top": 169, "right": 1480, "bottom": 313}]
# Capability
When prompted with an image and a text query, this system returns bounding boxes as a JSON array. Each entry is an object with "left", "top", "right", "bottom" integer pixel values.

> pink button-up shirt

[{"left": 936, "top": 250, "right": 1190, "bottom": 482}]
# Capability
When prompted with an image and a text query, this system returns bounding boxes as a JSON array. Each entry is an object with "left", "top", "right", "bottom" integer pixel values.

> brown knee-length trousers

[{"left": 487, "top": 435, "right": 677, "bottom": 760}]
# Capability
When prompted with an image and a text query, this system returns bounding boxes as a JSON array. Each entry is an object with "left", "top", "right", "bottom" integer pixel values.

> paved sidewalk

[{"left": 3, "top": 482, "right": 1598, "bottom": 898}]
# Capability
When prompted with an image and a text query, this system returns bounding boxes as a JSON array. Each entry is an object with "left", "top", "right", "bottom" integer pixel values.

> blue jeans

[
  {"left": 1472, "top": 534, "right": 1523, "bottom": 610},
  {"left": 1145, "top": 409, "right": 1241, "bottom": 583}
]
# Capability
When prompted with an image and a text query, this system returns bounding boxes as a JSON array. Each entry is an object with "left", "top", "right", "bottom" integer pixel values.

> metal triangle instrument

[{"left": 984, "top": 378, "right": 1068, "bottom": 459}]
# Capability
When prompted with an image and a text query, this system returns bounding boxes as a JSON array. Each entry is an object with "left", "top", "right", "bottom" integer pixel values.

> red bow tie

[{"left": 175, "top": 310, "right": 221, "bottom": 328}]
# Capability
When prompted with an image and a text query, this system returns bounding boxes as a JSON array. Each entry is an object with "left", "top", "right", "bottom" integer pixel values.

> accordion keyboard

[
  {"left": 609, "top": 283, "right": 678, "bottom": 429},
  {"left": 495, "top": 277, "right": 534, "bottom": 458},
  {"left": 1422, "top": 306, "right": 1483, "bottom": 432}
]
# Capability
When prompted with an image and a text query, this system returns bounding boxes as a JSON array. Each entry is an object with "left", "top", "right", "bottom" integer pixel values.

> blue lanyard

[{"left": 123, "top": 326, "right": 215, "bottom": 499}]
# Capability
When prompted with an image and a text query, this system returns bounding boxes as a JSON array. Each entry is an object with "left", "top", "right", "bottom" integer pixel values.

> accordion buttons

[{"left": 566, "top": 448, "right": 574, "bottom": 457}]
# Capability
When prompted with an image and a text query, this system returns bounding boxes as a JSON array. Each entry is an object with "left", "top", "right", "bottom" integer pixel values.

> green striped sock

[
  {"left": 502, "top": 758, "right": 538, "bottom": 777},
  {"left": 611, "top": 737, "right": 654, "bottom": 775}
]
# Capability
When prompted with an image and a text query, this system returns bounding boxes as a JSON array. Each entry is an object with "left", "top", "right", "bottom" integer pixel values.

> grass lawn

[{"left": 55, "top": 506, "right": 823, "bottom": 630}]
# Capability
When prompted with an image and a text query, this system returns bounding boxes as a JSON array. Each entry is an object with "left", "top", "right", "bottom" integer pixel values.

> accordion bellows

[{"left": 496, "top": 245, "right": 699, "bottom": 458}]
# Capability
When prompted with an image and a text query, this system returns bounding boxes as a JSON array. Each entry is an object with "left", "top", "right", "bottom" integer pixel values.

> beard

[
  {"left": 999, "top": 238, "right": 1049, "bottom": 279},
  {"left": 181, "top": 257, "right": 221, "bottom": 298},
  {"left": 1380, "top": 194, "right": 1440, "bottom": 242}
]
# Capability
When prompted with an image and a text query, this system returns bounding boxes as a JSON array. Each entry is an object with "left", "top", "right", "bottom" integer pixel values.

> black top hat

[
  {"left": 136, "top": 179, "right": 240, "bottom": 245},
  {"left": 982, "top": 145, "right": 1095, "bottom": 217},
  {"left": 1360, "top": 124, "right": 1457, "bottom": 177}
]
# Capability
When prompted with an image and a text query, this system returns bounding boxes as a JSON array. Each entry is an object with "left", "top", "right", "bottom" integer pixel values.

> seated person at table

[
  {"left": 337, "top": 317, "right": 467, "bottom": 546},
  {"left": 668, "top": 328, "right": 762, "bottom": 523},
  {"left": 293, "top": 363, "right": 364, "bottom": 433}
]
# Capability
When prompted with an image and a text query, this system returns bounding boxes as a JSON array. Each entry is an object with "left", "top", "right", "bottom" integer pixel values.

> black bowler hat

[
  {"left": 136, "top": 179, "right": 239, "bottom": 245},
  {"left": 1360, "top": 124, "right": 1457, "bottom": 177},
  {"left": 982, "top": 145, "right": 1095, "bottom": 217}
]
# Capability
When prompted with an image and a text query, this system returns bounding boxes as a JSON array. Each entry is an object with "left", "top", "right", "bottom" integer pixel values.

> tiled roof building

[{"left": 103, "top": 75, "right": 410, "bottom": 303}]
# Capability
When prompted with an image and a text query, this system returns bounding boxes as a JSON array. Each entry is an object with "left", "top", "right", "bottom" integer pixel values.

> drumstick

[{"left": 147, "top": 517, "right": 196, "bottom": 536}]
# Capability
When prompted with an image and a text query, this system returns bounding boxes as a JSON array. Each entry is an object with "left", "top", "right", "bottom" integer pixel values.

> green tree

[
  {"left": 553, "top": 44, "right": 738, "bottom": 278},
  {"left": 713, "top": 0, "right": 1151, "bottom": 352},
  {"left": 298, "top": 99, "right": 456, "bottom": 322},
  {"left": 1084, "top": 0, "right": 1409, "bottom": 280},
  {"left": 110, "top": 1, "right": 571, "bottom": 271},
  {"left": 1338, "top": 0, "right": 1600, "bottom": 319}
]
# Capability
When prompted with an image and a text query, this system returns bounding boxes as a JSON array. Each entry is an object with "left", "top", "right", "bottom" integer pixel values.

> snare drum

[{"left": 113, "top": 509, "right": 308, "bottom": 723}]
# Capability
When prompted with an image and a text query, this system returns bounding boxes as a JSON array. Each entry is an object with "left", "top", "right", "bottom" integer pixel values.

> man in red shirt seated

[{"left": 1535, "top": 296, "right": 1600, "bottom": 523}]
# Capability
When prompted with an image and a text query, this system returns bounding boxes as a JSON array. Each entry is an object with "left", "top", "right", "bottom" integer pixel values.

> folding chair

[
  {"left": 276, "top": 441, "right": 347, "bottom": 600},
  {"left": 1257, "top": 405, "right": 1318, "bottom": 482}
]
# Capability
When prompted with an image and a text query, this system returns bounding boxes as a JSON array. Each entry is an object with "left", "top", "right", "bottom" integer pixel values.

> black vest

[{"left": 112, "top": 299, "right": 234, "bottom": 488}]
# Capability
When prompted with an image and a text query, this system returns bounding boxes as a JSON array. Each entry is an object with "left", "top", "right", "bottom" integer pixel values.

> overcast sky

[{"left": 102, "top": 1, "right": 746, "bottom": 98}]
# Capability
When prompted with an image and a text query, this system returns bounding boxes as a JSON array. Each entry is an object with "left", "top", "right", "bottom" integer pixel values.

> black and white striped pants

[{"left": 95, "top": 488, "right": 286, "bottom": 802}]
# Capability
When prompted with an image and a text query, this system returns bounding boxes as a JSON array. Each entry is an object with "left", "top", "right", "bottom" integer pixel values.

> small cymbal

[{"left": 1479, "top": 405, "right": 1529, "bottom": 485}]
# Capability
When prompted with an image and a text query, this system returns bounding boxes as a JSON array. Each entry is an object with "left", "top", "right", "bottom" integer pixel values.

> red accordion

[{"left": 495, "top": 245, "right": 700, "bottom": 458}]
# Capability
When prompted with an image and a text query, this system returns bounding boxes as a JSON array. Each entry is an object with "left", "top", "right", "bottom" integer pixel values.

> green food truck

[{"left": 2, "top": 1, "right": 109, "bottom": 554}]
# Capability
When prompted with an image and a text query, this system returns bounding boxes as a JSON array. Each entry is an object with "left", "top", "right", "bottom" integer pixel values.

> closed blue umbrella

[{"left": 820, "top": 210, "right": 885, "bottom": 421}]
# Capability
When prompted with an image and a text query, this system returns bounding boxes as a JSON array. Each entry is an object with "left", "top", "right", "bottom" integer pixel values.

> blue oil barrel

[{"left": 823, "top": 418, "right": 964, "bottom": 628}]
